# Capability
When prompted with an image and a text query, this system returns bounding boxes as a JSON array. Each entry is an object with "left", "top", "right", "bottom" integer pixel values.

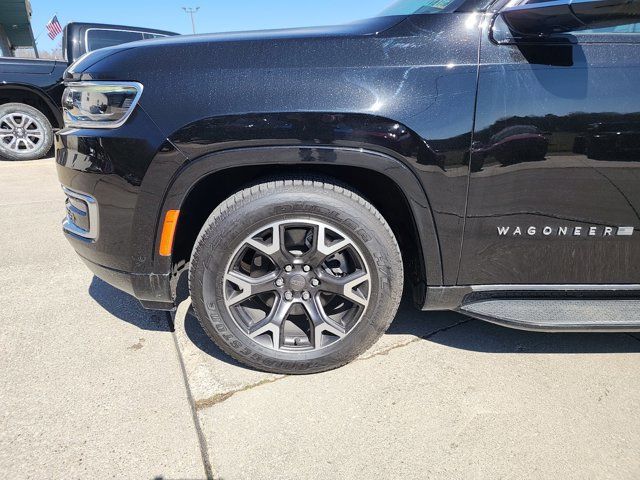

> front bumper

[
  {"left": 76, "top": 253, "right": 174, "bottom": 310},
  {"left": 55, "top": 107, "right": 179, "bottom": 311}
]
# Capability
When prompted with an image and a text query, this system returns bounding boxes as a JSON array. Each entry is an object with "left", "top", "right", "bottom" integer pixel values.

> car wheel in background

[{"left": 0, "top": 103, "right": 53, "bottom": 161}]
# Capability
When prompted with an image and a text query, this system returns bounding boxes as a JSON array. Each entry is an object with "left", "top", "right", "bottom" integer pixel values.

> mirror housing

[{"left": 500, "top": 0, "right": 640, "bottom": 37}]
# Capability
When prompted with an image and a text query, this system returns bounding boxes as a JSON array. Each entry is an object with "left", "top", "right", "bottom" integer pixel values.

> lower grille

[{"left": 62, "top": 187, "right": 99, "bottom": 240}]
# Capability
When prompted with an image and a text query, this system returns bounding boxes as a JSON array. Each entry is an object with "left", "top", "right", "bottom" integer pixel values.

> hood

[{"left": 66, "top": 15, "right": 407, "bottom": 78}]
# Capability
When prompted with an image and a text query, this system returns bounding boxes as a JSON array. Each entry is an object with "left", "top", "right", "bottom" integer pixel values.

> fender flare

[
  {"left": 150, "top": 144, "right": 443, "bottom": 286},
  {"left": 0, "top": 83, "right": 63, "bottom": 127}
]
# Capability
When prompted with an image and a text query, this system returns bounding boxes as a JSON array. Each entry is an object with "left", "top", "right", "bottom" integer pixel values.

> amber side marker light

[{"left": 159, "top": 210, "right": 180, "bottom": 257}]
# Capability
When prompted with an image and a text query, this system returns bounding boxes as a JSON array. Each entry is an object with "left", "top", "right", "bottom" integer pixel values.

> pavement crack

[
  {"left": 358, "top": 319, "right": 470, "bottom": 362},
  {"left": 195, "top": 376, "right": 285, "bottom": 411},
  {"left": 169, "top": 312, "right": 214, "bottom": 480},
  {"left": 192, "top": 320, "right": 470, "bottom": 411},
  {"left": 421, "top": 319, "right": 471, "bottom": 340},
  {"left": 359, "top": 337, "right": 423, "bottom": 360},
  {"left": 627, "top": 333, "right": 640, "bottom": 344}
]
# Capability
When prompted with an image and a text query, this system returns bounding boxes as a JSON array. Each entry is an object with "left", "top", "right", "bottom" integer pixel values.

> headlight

[{"left": 62, "top": 82, "right": 143, "bottom": 129}]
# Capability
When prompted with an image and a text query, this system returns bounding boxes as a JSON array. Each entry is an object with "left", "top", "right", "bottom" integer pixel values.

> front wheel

[{"left": 189, "top": 178, "right": 404, "bottom": 374}]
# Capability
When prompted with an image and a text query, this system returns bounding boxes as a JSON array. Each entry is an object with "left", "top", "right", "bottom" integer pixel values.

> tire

[
  {"left": 0, "top": 103, "right": 53, "bottom": 161},
  {"left": 189, "top": 178, "right": 404, "bottom": 374}
]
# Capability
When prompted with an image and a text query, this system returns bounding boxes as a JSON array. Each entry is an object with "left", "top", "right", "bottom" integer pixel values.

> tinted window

[
  {"left": 379, "top": 0, "right": 466, "bottom": 15},
  {"left": 86, "top": 29, "right": 144, "bottom": 52},
  {"left": 581, "top": 23, "right": 640, "bottom": 34},
  {"left": 143, "top": 33, "right": 165, "bottom": 40}
]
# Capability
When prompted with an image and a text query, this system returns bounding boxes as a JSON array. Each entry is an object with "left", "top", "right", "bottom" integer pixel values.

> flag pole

[{"left": 34, "top": 12, "right": 58, "bottom": 43}]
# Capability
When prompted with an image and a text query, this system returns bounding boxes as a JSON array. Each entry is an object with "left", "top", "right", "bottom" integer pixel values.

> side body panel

[
  {"left": 66, "top": 13, "right": 483, "bottom": 287},
  {"left": 459, "top": 26, "right": 640, "bottom": 284}
]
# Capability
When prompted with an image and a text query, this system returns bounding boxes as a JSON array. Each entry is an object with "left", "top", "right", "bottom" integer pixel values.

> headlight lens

[{"left": 62, "top": 82, "right": 143, "bottom": 128}]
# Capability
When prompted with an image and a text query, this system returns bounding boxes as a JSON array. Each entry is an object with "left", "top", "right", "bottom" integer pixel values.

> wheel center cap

[{"left": 288, "top": 274, "right": 306, "bottom": 292}]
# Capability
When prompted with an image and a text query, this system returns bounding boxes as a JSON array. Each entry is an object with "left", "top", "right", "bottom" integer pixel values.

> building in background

[{"left": 0, "top": 0, "right": 38, "bottom": 57}]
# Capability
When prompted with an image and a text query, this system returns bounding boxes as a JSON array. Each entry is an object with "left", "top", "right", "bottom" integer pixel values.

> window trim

[
  {"left": 568, "top": 31, "right": 640, "bottom": 44},
  {"left": 490, "top": 12, "right": 640, "bottom": 45}
]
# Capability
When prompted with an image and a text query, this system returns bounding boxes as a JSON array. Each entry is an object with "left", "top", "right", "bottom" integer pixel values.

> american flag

[{"left": 46, "top": 16, "right": 62, "bottom": 40}]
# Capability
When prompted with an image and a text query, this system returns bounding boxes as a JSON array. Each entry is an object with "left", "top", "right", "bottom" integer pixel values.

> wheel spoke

[
  {"left": 304, "top": 295, "right": 347, "bottom": 348},
  {"left": 247, "top": 297, "right": 292, "bottom": 348},
  {"left": 246, "top": 224, "right": 280, "bottom": 256},
  {"left": 301, "top": 223, "right": 352, "bottom": 267},
  {"left": 4, "top": 115, "right": 18, "bottom": 129},
  {"left": 317, "top": 270, "right": 370, "bottom": 306},
  {"left": 224, "top": 270, "right": 278, "bottom": 306},
  {"left": 246, "top": 225, "right": 293, "bottom": 266},
  {"left": 317, "top": 224, "right": 350, "bottom": 256},
  {"left": 14, "top": 115, "right": 24, "bottom": 126}
]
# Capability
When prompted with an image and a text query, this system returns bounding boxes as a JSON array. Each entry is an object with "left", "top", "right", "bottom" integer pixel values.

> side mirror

[{"left": 500, "top": 0, "right": 640, "bottom": 37}]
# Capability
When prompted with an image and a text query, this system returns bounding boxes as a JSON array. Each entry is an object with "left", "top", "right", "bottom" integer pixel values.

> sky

[{"left": 30, "top": 0, "right": 394, "bottom": 53}]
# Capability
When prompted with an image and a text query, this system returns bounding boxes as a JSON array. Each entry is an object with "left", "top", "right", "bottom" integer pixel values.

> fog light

[{"left": 62, "top": 187, "right": 99, "bottom": 240}]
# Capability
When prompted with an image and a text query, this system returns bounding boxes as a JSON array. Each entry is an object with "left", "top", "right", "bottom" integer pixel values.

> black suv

[{"left": 56, "top": 0, "right": 640, "bottom": 374}]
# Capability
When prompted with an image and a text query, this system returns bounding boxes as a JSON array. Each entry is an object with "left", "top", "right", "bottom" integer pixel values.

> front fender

[{"left": 147, "top": 144, "right": 443, "bottom": 288}]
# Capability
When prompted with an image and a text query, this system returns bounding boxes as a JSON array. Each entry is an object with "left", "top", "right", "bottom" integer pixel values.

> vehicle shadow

[
  {"left": 88, "top": 276, "right": 172, "bottom": 332},
  {"left": 90, "top": 273, "right": 640, "bottom": 367},
  {"left": 182, "top": 299, "right": 640, "bottom": 362},
  {"left": 174, "top": 272, "right": 253, "bottom": 367},
  {"left": 424, "top": 310, "right": 640, "bottom": 355},
  {"left": 174, "top": 272, "right": 640, "bottom": 363}
]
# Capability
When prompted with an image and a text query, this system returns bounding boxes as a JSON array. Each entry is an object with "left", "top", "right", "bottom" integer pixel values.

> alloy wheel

[
  {"left": 222, "top": 219, "right": 371, "bottom": 352},
  {"left": 0, "top": 112, "right": 45, "bottom": 154}
]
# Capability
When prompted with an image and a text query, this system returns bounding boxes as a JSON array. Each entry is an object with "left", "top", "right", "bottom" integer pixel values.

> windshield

[{"left": 379, "top": 0, "right": 465, "bottom": 15}]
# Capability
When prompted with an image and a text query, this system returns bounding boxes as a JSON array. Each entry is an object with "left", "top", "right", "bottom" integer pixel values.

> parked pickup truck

[
  {"left": 57, "top": 0, "right": 640, "bottom": 374},
  {"left": 0, "top": 22, "right": 175, "bottom": 160}
]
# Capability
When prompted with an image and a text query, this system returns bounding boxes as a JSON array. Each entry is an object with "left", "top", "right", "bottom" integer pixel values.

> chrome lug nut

[
  {"left": 275, "top": 278, "right": 284, "bottom": 287},
  {"left": 284, "top": 265, "right": 293, "bottom": 273},
  {"left": 302, "top": 265, "right": 311, "bottom": 272},
  {"left": 310, "top": 278, "right": 320, "bottom": 287},
  {"left": 301, "top": 291, "right": 311, "bottom": 301},
  {"left": 284, "top": 291, "right": 294, "bottom": 301}
]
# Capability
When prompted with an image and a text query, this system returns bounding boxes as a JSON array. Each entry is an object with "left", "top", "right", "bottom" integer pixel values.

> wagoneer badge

[{"left": 497, "top": 226, "right": 635, "bottom": 237}]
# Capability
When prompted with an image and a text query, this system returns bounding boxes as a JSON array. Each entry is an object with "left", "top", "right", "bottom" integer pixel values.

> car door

[{"left": 458, "top": 13, "right": 640, "bottom": 285}]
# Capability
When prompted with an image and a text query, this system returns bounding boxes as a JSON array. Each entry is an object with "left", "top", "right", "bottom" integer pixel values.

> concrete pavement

[
  {"left": 176, "top": 300, "right": 640, "bottom": 480},
  {"left": 2, "top": 158, "right": 640, "bottom": 479},
  {"left": 0, "top": 159, "right": 205, "bottom": 479}
]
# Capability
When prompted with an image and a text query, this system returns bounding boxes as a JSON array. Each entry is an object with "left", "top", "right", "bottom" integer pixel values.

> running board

[{"left": 460, "top": 299, "right": 640, "bottom": 332}]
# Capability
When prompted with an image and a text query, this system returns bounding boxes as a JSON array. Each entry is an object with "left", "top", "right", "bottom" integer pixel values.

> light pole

[{"left": 182, "top": 7, "right": 200, "bottom": 34}]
